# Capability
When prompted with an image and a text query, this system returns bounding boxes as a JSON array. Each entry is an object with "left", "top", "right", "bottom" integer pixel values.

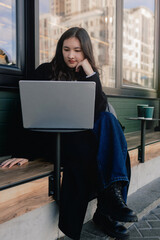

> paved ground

[
  {"left": 78, "top": 204, "right": 160, "bottom": 239},
  {"left": 61, "top": 177, "right": 160, "bottom": 240},
  {"left": 78, "top": 205, "right": 160, "bottom": 240},
  {"left": 128, "top": 205, "right": 160, "bottom": 239}
]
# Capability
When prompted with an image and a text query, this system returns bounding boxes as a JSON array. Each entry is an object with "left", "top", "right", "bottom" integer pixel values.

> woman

[{"left": 0, "top": 27, "right": 137, "bottom": 240}]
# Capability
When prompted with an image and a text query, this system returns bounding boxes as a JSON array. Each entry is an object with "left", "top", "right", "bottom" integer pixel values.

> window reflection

[
  {"left": 39, "top": 0, "right": 116, "bottom": 88},
  {"left": 123, "top": 0, "right": 155, "bottom": 89},
  {"left": 0, "top": 0, "right": 16, "bottom": 66}
]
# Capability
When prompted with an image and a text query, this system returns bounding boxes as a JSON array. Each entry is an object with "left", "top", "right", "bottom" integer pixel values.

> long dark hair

[{"left": 51, "top": 27, "right": 98, "bottom": 80}]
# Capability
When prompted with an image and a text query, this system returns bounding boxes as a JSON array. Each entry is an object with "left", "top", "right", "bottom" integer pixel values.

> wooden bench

[
  {"left": 125, "top": 129, "right": 160, "bottom": 166},
  {"left": 0, "top": 159, "right": 54, "bottom": 224},
  {"left": 0, "top": 130, "right": 160, "bottom": 224}
]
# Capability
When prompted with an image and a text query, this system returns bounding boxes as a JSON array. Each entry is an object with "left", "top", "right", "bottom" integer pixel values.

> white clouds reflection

[
  {"left": 39, "top": 1, "right": 49, "bottom": 14},
  {"left": 0, "top": 0, "right": 12, "bottom": 5},
  {"left": 124, "top": 0, "right": 154, "bottom": 12},
  {"left": 0, "top": 15, "right": 15, "bottom": 43}
]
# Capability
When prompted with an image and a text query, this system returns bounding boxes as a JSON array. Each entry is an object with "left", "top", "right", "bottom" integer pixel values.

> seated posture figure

[{"left": 0, "top": 27, "right": 137, "bottom": 240}]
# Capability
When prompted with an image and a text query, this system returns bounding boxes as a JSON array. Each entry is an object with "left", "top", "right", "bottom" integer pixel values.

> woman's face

[{"left": 62, "top": 37, "right": 85, "bottom": 68}]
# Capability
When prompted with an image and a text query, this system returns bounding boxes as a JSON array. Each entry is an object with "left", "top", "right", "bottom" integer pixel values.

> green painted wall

[
  {"left": 108, "top": 97, "right": 160, "bottom": 133},
  {"left": 0, "top": 91, "right": 159, "bottom": 156},
  {"left": 0, "top": 91, "right": 22, "bottom": 156}
]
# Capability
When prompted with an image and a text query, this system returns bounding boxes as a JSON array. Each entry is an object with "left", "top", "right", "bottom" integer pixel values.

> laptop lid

[{"left": 19, "top": 80, "right": 96, "bottom": 130}]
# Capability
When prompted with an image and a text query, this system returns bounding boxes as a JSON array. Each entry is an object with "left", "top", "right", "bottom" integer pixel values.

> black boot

[
  {"left": 93, "top": 209, "right": 129, "bottom": 240},
  {"left": 98, "top": 182, "right": 138, "bottom": 222}
]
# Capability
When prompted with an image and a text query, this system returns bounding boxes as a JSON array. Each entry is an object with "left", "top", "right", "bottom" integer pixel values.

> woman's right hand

[
  {"left": 75, "top": 59, "right": 94, "bottom": 76},
  {"left": 0, "top": 158, "right": 29, "bottom": 168}
]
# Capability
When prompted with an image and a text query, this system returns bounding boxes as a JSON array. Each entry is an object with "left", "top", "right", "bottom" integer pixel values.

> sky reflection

[
  {"left": 124, "top": 0, "right": 155, "bottom": 12},
  {"left": 0, "top": 0, "right": 16, "bottom": 64}
]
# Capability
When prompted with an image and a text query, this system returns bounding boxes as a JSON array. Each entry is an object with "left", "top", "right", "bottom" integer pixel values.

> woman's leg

[
  {"left": 93, "top": 112, "right": 129, "bottom": 190},
  {"left": 93, "top": 112, "right": 137, "bottom": 222},
  {"left": 92, "top": 153, "right": 131, "bottom": 240},
  {"left": 59, "top": 131, "right": 98, "bottom": 240}
]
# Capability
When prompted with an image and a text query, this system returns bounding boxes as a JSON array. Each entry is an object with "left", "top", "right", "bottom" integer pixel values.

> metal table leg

[
  {"left": 138, "top": 120, "right": 146, "bottom": 163},
  {"left": 54, "top": 132, "right": 61, "bottom": 202}
]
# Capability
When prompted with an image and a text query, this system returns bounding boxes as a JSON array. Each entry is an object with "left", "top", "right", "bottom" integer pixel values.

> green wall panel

[
  {"left": 108, "top": 97, "right": 160, "bottom": 133},
  {"left": 0, "top": 91, "right": 21, "bottom": 156}
]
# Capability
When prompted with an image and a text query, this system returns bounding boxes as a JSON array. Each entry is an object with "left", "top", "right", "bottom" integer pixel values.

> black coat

[{"left": 32, "top": 63, "right": 130, "bottom": 240}]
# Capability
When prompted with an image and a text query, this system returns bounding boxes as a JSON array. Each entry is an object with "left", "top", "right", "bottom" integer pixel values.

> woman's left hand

[
  {"left": 0, "top": 158, "right": 29, "bottom": 168},
  {"left": 75, "top": 59, "right": 94, "bottom": 76}
]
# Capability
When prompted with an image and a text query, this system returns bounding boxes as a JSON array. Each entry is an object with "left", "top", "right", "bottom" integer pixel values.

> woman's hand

[
  {"left": 0, "top": 158, "right": 29, "bottom": 168},
  {"left": 75, "top": 59, "right": 94, "bottom": 76}
]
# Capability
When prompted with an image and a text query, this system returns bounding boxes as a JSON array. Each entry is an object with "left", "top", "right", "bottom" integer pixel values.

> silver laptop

[{"left": 19, "top": 80, "right": 96, "bottom": 130}]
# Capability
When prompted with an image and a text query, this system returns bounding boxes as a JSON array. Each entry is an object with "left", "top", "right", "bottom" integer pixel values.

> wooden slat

[
  {"left": 0, "top": 177, "right": 54, "bottom": 224},
  {"left": 128, "top": 149, "right": 139, "bottom": 167},
  {"left": 145, "top": 142, "right": 160, "bottom": 161},
  {"left": 125, "top": 130, "right": 160, "bottom": 150},
  {"left": 129, "top": 142, "right": 160, "bottom": 167},
  {"left": 0, "top": 158, "right": 54, "bottom": 188}
]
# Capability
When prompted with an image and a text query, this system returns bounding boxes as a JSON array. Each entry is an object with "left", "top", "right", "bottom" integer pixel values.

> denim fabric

[{"left": 92, "top": 112, "right": 129, "bottom": 193}]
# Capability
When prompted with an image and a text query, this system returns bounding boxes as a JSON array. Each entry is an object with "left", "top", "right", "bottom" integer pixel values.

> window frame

[
  {"left": 102, "top": 0, "right": 159, "bottom": 99},
  {"left": 0, "top": 0, "right": 25, "bottom": 86},
  {"left": 0, "top": 0, "right": 38, "bottom": 89}
]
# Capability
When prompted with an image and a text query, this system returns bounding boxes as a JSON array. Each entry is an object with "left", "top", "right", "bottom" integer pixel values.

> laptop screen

[{"left": 19, "top": 80, "right": 96, "bottom": 130}]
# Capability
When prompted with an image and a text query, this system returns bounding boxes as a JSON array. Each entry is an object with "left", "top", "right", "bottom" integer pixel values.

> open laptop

[{"left": 19, "top": 80, "right": 96, "bottom": 130}]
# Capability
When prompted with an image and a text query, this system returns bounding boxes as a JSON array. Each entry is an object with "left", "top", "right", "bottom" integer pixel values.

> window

[
  {"left": 38, "top": 0, "right": 159, "bottom": 97},
  {"left": 123, "top": 0, "right": 155, "bottom": 89},
  {"left": 0, "top": 1, "right": 36, "bottom": 88},
  {"left": 39, "top": 0, "right": 116, "bottom": 88},
  {"left": 0, "top": 0, "right": 16, "bottom": 66}
]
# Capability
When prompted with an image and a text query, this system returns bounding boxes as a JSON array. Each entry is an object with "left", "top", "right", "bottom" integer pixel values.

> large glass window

[
  {"left": 0, "top": 0, "right": 16, "bottom": 66},
  {"left": 39, "top": 0, "right": 116, "bottom": 88},
  {"left": 123, "top": 0, "right": 155, "bottom": 89}
]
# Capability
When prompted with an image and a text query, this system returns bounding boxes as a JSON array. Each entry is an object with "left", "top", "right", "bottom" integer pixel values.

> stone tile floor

[
  {"left": 61, "top": 205, "right": 160, "bottom": 240},
  {"left": 128, "top": 205, "right": 160, "bottom": 240}
]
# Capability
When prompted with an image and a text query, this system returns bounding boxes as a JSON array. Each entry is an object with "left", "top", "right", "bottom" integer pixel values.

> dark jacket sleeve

[
  {"left": 34, "top": 62, "right": 52, "bottom": 80},
  {"left": 83, "top": 73, "right": 108, "bottom": 119}
]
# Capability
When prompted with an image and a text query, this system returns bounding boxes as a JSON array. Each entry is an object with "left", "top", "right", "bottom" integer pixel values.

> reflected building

[
  {"left": 40, "top": 0, "right": 116, "bottom": 87},
  {"left": 123, "top": 7, "right": 154, "bottom": 88},
  {"left": 39, "top": 13, "right": 63, "bottom": 63}
]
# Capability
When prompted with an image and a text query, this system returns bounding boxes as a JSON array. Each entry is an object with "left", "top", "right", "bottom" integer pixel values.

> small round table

[{"left": 126, "top": 117, "right": 160, "bottom": 163}]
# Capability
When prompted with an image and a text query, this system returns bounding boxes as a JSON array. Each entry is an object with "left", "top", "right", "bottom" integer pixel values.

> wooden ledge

[
  {"left": 125, "top": 129, "right": 160, "bottom": 150},
  {"left": 0, "top": 159, "right": 54, "bottom": 224},
  {"left": 125, "top": 130, "right": 160, "bottom": 167},
  {"left": 129, "top": 141, "right": 160, "bottom": 167},
  {"left": 0, "top": 177, "right": 54, "bottom": 224},
  {"left": 0, "top": 158, "right": 53, "bottom": 188}
]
